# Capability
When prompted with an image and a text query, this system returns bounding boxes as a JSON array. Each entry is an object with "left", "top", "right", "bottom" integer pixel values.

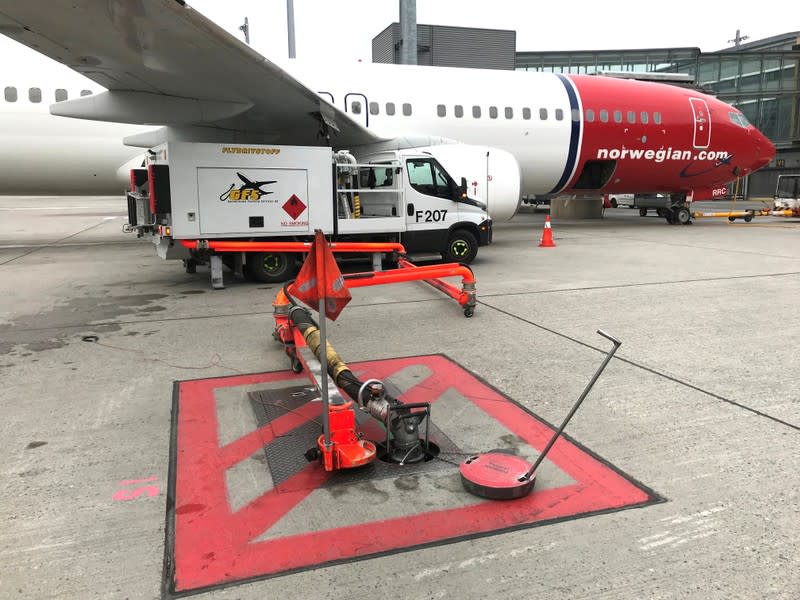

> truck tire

[
  {"left": 443, "top": 229, "right": 478, "bottom": 264},
  {"left": 245, "top": 251, "right": 296, "bottom": 283},
  {"left": 639, "top": 208, "right": 648, "bottom": 217},
  {"left": 610, "top": 198, "right": 618, "bottom": 208},
  {"left": 676, "top": 207, "right": 691, "bottom": 224}
]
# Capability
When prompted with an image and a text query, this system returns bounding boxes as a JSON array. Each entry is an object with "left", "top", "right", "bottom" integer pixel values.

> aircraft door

[
  {"left": 344, "top": 92, "right": 369, "bottom": 128},
  {"left": 689, "top": 98, "right": 711, "bottom": 149}
]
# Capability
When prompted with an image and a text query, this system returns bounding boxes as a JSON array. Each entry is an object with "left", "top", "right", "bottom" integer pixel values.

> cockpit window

[{"left": 728, "top": 111, "right": 750, "bottom": 128}]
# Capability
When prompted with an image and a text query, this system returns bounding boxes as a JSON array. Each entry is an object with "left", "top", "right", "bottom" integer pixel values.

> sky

[{"left": 0, "top": 0, "right": 797, "bottom": 84}]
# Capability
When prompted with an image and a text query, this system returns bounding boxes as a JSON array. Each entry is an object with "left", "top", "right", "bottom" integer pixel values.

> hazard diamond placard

[{"left": 164, "top": 355, "right": 661, "bottom": 597}]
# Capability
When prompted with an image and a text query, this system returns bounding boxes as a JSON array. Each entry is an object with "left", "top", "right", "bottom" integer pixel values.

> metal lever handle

[
  {"left": 597, "top": 329, "right": 621, "bottom": 347},
  {"left": 521, "top": 330, "right": 622, "bottom": 481}
]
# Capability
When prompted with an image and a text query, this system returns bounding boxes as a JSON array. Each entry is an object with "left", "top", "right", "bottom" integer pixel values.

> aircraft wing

[{"left": 0, "top": 0, "right": 383, "bottom": 147}]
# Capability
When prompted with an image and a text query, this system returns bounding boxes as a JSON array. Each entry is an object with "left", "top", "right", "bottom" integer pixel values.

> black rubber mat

[{"left": 249, "top": 387, "right": 462, "bottom": 489}]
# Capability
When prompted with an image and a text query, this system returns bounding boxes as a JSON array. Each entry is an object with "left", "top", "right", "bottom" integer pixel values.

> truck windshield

[
  {"left": 776, "top": 176, "right": 800, "bottom": 199},
  {"left": 406, "top": 158, "right": 454, "bottom": 199}
]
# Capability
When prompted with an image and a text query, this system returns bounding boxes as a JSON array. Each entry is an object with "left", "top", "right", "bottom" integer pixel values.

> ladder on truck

[{"left": 334, "top": 152, "right": 404, "bottom": 221}]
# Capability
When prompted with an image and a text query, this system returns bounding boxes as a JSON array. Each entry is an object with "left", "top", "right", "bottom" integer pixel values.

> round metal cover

[{"left": 459, "top": 452, "right": 536, "bottom": 500}]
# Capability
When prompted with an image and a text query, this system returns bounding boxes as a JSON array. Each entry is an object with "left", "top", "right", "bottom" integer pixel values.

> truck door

[
  {"left": 689, "top": 98, "right": 711, "bottom": 149},
  {"left": 344, "top": 92, "right": 369, "bottom": 128},
  {"left": 403, "top": 157, "right": 461, "bottom": 250}
]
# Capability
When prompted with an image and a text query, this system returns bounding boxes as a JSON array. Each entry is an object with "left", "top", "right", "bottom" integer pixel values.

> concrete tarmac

[{"left": 1, "top": 197, "right": 798, "bottom": 599}]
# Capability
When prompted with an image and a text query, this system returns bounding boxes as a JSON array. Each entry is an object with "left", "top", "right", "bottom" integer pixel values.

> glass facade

[{"left": 516, "top": 44, "right": 800, "bottom": 148}]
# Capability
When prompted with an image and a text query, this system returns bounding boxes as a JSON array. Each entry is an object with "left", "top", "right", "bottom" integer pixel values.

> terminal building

[{"left": 373, "top": 26, "right": 800, "bottom": 199}]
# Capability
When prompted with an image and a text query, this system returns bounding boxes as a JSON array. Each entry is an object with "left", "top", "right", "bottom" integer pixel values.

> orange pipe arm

[
  {"left": 343, "top": 263, "right": 475, "bottom": 288},
  {"left": 179, "top": 240, "right": 406, "bottom": 253}
]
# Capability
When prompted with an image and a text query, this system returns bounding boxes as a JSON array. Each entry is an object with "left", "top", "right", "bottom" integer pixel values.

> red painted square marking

[{"left": 165, "top": 355, "right": 660, "bottom": 596}]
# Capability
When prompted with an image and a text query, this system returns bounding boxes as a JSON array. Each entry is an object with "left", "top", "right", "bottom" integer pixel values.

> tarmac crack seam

[
  {"left": 0, "top": 219, "right": 113, "bottom": 266},
  {"left": 555, "top": 231, "right": 800, "bottom": 261},
  {"left": 8, "top": 270, "right": 799, "bottom": 335},
  {"left": 479, "top": 300, "right": 800, "bottom": 434},
  {"left": 6, "top": 268, "right": 798, "bottom": 335},
  {"left": 479, "top": 270, "right": 800, "bottom": 300}
]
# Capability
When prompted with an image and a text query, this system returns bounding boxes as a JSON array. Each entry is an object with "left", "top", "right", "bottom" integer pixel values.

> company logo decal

[
  {"left": 596, "top": 147, "right": 730, "bottom": 164},
  {"left": 220, "top": 173, "right": 276, "bottom": 202},
  {"left": 678, "top": 153, "right": 735, "bottom": 178},
  {"left": 221, "top": 147, "right": 281, "bottom": 155}
]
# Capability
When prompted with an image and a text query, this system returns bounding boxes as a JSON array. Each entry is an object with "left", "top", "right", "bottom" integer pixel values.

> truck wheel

[
  {"left": 610, "top": 198, "right": 618, "bottom": 208},
  {"left": 443, "top": 229, "right": 478, "bottom": 264},
  {"left": 246, "top": 252, "right": 296, "bottom": 283},
  {"left": 743, "top": 213, "right": 753, "bottom": 223},
  {"left": 676, "top": 207, "right": 691, "bottom": 224},
  {"left": 639, "top": 208, "right": 648, "bottom": 217}
]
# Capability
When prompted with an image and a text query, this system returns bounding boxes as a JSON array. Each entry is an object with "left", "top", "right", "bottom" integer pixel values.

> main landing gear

[{"left": 663, "top": 194, "right": 693, "bottom": 226}]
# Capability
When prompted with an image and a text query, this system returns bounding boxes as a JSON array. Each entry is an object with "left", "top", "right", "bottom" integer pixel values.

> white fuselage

[
  {"left": 1, "top": 60, "right": 578, "bottom": 200},
  {"left": 286, "top": 61, "right": 577, "bottom": 196},
  {"left": 0, "top": 84, "right": 152, "bottom": 195}
]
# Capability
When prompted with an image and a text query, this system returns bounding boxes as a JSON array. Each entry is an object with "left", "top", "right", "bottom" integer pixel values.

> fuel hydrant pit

[{"left": 374, "top": 441, "right": 441, "bottom": 465}]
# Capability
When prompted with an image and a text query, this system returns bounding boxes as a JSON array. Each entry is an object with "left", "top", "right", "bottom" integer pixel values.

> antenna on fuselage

[{"left": 239, "top": 16, "right": 250, "bottom": 45}]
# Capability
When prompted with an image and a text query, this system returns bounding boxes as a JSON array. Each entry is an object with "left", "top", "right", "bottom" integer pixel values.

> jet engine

[{"left": 414, "top": 144, "right": 522, "bottom": 222}]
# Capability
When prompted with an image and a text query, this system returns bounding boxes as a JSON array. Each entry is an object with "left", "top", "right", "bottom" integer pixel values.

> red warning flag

[{"left": 288, "top": 230, "right": 351, "bottom": 320}]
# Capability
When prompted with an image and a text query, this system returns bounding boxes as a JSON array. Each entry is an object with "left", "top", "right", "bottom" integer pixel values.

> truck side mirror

[{"left": 460, "top": 177, "right": 468, "bottom": 199}]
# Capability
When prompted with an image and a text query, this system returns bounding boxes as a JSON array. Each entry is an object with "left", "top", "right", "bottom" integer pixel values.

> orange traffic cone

[{"left": 539, "top": 215, "right": 556, "bottom": 247}]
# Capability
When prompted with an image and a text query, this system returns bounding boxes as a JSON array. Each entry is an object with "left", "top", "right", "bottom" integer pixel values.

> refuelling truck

[{"left": 124, "top": 142, "right": 494, "bottom": 284}]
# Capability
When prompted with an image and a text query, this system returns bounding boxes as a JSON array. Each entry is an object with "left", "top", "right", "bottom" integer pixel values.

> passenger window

[
  {"left": 555, "top": 108, "right": 564, "bottom": 121},
  {"left": 613, "top": 110, "right": 622, "bottom": 123},
  {"left": 55, "top": 88, "right": 68, "bottom": 102},
  {"left": 437, "top": 104, "right": 446, "bottom": 117},
  {"left": 505, "top": 107, "right": 513, "bottom": 119},
  {"left": 80, "top": 89, "right": 92, "bottom": 96},
  {"left": 640, "top": 111, "right": 649, "bottom": 124},
  {"left": 489, "top": 106, "right": 498, "bottom": 119},
  {"left": 600, "top": 109, "right": 609, "bottom": 123},
  {"left": 29, "top": 87, "right": 42, "bottom": 103},
  {"left": 4, "top": 86, "right": 17, "bottom": 102},
  {"left": 472, "top": 105, "right": 481, "bottom": 118},
  {"left": 386, "top": 102, "right": 396, "bottom": 116},
  {"left": 654, "top": 111, "right": 662, "bottom": 125},
  {"left": 522, "top": 107, "right": 531, "bottom": 120},
  {"left": 586, "top": 108, "right": 595, "bottom": 122},
  {"left": 454, "top": 105, "right": 464, "bottom": 118},
  {"left": 351, "top": 101, "right": 362, "bottom": 114},
  {"left": 406, "top": 158, "right": 455, "bottom": 199},
  {"left": 539, "top": 108, "right": 548, "bottom": 120},
  {"left": 627, "top": 110, "right": 636, "bottom": 124},
  {"left": 402, "top": 103, "right": 412, "bottom": 116},
  {"left": 369, "top": 102, "right": 379, "bottom": 115}
]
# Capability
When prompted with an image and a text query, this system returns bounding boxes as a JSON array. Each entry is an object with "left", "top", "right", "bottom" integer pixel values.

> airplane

[{"left": 0, "top": 1, "right": 775, "bottom": 225}]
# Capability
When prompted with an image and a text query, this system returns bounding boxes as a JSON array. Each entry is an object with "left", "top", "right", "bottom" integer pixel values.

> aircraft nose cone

[{"left": 754, "top": 133, "right": 776, "bottom": 170}]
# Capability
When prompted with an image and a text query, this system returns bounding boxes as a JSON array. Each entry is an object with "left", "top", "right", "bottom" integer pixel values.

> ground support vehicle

[
  {"left": 124, "top": 142, "right": 493, "bottom": 287},
  {"left": 605, "top": 193, "right": 635, "bottom": 208},
  {"left": 692, "top": 209, "right": 763, "bottom": 222},
  {"left": 773, "top": 174, "right": 800, "bottom": 217},
  {"left": 634, "top": 193, "right": 693, "bottom": 224}
]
